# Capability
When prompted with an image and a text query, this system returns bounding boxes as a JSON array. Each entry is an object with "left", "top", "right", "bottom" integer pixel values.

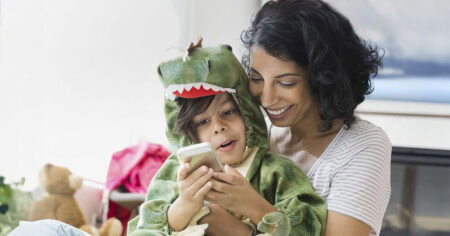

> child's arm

[
  {"left": 127, "top": 154, "right": 211, "bottom": 235},
  {"left": 167, "top": 164, "right": 214, "bottom": 231},
  {"left": 127, "top": 154, "right": 180, "bottom": 235}
]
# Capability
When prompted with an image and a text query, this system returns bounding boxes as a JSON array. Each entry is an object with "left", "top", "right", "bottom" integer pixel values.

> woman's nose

[{"left": 261, "top": 84, "right": 277, "bottom": 108}]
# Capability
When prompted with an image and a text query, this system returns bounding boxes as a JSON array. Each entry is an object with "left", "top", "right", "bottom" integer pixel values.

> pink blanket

[
  {"left": 106, "top": 142, "right": 170, "bottom": 193},
  {"left": 105, "top": 142, "right": 170, "bottom": 234}
]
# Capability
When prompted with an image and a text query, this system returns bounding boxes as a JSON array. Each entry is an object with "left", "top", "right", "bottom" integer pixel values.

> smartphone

[{"left": 177, "top": 142, "right": 224, "bottom": 174}]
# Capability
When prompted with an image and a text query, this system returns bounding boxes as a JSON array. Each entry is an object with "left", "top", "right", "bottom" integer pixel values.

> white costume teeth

[
  {"left": 266, "top": 105, "right": 292, "bottom": 115},
  {"left": 165, "top": 82, "right": 236, "bottom": 100},
  {"left": 203, "top": 83, "right": 212, "bottom": 90},
  {"left": 176, "top": 85, "right": 184, "bottom": 93}
]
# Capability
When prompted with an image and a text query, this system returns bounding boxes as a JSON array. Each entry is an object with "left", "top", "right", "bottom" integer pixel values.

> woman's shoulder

[
  {"left": 339, "top": 117, "right": 391, "bottom": 148},
  {"left": 320, "top": 117, "right": 392, "bottom": 168}
]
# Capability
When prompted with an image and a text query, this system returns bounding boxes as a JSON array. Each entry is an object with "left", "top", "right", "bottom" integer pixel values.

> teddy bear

[{"left": 28, "top": 163, "right": 122, "bottom": 236}]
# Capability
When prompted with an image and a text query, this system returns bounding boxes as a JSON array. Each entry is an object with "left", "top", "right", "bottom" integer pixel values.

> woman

[{"left": 201, "top": 0, "right": 391, "bottom": 235}]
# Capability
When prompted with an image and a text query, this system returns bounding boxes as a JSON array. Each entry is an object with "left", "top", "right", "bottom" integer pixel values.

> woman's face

[{"left": 249, "top": 46, "right": 317, "bottom": 127}]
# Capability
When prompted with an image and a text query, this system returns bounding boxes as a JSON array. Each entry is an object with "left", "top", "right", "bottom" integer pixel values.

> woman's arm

[
  {"left": 325, "top": 211, "right": 371, "bottom": 236},
  {"left": 324, "top": 130, "right": 391, "bottom": 236}
]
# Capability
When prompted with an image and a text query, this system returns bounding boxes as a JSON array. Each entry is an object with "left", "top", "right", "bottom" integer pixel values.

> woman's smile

[{"left": 265, "top": 105, "right": 295, "bottom": 120}]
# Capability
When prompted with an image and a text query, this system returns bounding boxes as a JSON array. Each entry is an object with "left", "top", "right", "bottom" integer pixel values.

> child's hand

[
  {"left": 167, "top": 163, "right": 214, "bottom": 231},
  {"left": 177, "top": 163, "right": 214, "bottom": 211},
  {"left": 205, "top": 165, "right": 276, "bottom": 223}
]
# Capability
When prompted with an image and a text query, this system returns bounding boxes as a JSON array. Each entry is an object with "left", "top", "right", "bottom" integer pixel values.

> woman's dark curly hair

[{"left": 241, "top": 0, "right": 383, "bottom": 131}]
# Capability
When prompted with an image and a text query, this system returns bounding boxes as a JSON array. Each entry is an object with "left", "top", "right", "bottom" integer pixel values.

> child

[{"left": 127, "top": 40, "right": 326, "bottom": 236}]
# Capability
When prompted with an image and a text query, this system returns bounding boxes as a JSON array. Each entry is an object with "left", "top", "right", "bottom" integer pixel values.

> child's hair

[{"left": 175, "top": 93, "right": 241, "bottom": 143}]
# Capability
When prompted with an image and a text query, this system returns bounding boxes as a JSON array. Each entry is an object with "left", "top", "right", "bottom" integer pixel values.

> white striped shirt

[{"left": 268, "top": 118, "right": 391, "bottom": 236}]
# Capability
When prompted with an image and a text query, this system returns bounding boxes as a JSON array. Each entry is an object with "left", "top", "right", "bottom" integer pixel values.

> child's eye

[
  {"left": 223, "top": 109, "right": 234, "bottom": 116},
  {"left": 196, "top": 119, "right": 208, "bottom": 127}
]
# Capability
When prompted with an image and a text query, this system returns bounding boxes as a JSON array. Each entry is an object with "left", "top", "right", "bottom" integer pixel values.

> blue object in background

[{"left": 368, "top": 77, "right": 450, "bottom": 104}]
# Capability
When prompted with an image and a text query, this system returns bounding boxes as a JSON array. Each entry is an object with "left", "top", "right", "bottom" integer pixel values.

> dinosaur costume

[{"left": 127, "top": 41, "right": 327, "bottom": 236}]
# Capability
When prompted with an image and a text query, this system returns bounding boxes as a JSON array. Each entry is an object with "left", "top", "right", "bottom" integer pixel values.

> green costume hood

[{"left": 157, "top": 41, "right": 268, "bottom": 150}]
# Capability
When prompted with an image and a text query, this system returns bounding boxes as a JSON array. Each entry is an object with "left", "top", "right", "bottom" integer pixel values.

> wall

[
  {"left": 0, "top": 0, "right": 259, "bottom": 189},
  {"left": 357, "top": 100, "right": 450, "bottom": 150}
]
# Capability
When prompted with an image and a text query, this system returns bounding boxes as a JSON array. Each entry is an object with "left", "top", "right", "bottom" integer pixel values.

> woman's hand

[
  {"left": 205, "top": 165, "right": 277, "bottom": 223},
  {"left": 168, "top": 163, "right": 214, "bottom": 231},
  {"left": 199, "top": 204, "right": 252, "bottom": 236}
]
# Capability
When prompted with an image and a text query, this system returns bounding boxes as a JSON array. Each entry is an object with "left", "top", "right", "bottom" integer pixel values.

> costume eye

[
  {"left": 157, "top": 66, "right": 163, "bottom": 77},
  {"left": 225, "top": 45, "right": 232, "bottom": 52}
]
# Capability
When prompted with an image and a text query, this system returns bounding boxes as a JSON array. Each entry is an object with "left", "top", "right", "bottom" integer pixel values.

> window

[{"left": 329, "top": 0, "right": 450, "bottom": 104}]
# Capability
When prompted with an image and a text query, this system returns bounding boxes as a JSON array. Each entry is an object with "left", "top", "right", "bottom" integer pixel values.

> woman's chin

[{"left": 269, "top": 117, "right": 294, "bottom": 127}]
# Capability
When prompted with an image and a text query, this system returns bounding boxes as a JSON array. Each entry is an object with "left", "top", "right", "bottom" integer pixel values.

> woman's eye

[
  {"left": 250, "top": 76, "right": 263, "bottom": 83},
  {"left": 279, "top": 81, "right": 296, "bottom": 87}
]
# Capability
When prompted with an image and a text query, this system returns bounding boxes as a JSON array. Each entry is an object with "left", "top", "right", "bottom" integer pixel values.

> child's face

[{"left": 192, "top": 93, "right": 246, "bottom": 165}]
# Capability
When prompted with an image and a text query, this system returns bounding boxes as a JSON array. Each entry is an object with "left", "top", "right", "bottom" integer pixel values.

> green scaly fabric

[
  {"left": 159, "top": 44, "right": 267, "bottom": 150},
  {"left": 127, "top": 44, "right": 326, "bottom": 236}
]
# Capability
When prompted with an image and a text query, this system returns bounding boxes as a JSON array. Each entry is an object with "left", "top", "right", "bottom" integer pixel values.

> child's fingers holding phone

[
  {"left": 192, "top": 174, "right": 213, "bottom": 199},
  {"left": 178, "top": 163, "right": 210, "bottom": 187},
  {"left": 177, "top": 162, "right": 192, "bottom": 181},
  {"left": 178, "top": 165, "right": 214, "bottom": 203},
  {"left": 184, "top": 166, "right": 214, "bottom": 197}
]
